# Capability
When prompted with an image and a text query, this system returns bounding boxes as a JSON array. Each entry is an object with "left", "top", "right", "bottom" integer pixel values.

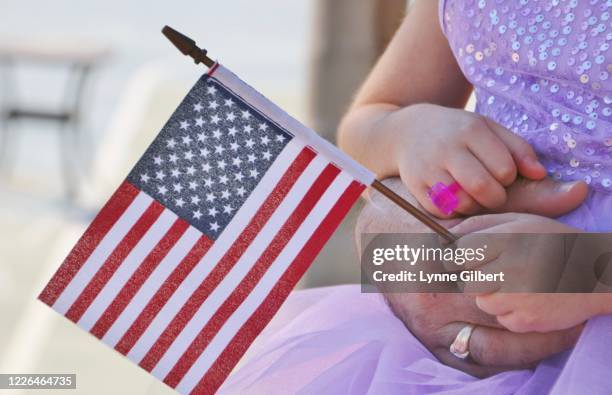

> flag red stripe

[
  {"left": 207, "top": 63, "right": 220, "bottom": 76},
  {"left": 90, "top": 219, "right": 190, "bottom": 339},
  {"left": 163, "top": 164, "right": 341, "bottom": 387},
  {"left": 114, "top": 235, "right": 213, "bottom": 355},
  {"left": 138, "top": 147, "right": 317, "bottom": 371},
  {"left": 65, "top": 201, "right": 165, "bottom": 323},
  {"left": 191, "top": 181, "right": 365, "bottom": 395},
  {"left": 38, "top": 181, "right": 139, "bottom": 306}
]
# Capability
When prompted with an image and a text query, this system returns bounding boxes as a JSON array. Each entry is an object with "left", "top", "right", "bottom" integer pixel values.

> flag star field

[{"left": 128, "top": 77, "right": 292, "bottom": 239}]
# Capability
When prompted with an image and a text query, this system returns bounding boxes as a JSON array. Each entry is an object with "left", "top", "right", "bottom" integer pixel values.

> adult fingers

[
  {"left": 475, "top": 293, "right": 514, "bottom": 316},
  {"left": 459, "top": 260, "right": 505, "bottom": 295},
  {"left": 434, "top": 348, "right": 510, "bottom": 378},
  {"left": 483, "top": 117, "right": 547, "bottom": 180},
  {"left": 495, "top": 178, "right": 588, "bottom": 217},
  {"left": 447, "top": 293, "right": 504, "bottom": 328},
  {"left": 446, "top": 152, "right": 507, "bottom": 209},
  {"left": 453, "top": 231, "right": 506, "bottom": 268},
  {"left": 441, "top": 322, "right": 582, "bottom": 368},
  {"left": 440, "top": 234, "right": 501, "bottom": 273},
  {"left": 450, "top": 213, "right": 521, "bottom": 235},
  {"left": 442, "top": 219, "right": 512, "bottom": 274}
]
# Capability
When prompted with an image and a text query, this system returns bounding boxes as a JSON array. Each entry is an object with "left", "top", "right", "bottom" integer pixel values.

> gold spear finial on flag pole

[{"left": 161, "top": 25, "right": 457, "bottom": 243}]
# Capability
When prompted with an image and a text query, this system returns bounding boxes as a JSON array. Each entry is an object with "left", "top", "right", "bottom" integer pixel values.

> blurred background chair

[{"left": 0, "top": 39, "right": 110, "bottom": 198}]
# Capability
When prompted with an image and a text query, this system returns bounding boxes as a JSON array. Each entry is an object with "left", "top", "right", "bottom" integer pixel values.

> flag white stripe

[
  {"left": 102, "top": 225, "right": 202, "bottom": 347},
  {"left": 126, "top": 139, "right": 305, "bottom": 362},
  {"left": 211, "top": 65, "right": 375, "bottom": 186},
  {"left": 150, "top": 155, "right": 329, "bottom": 378},
  {"left": 53, "top": 192, "right": 153, "bottom": 315},
  {"left": 77, "top": 209, "right": 178, "bottom": 331},
  {"left": 177, "top": 172, "right": 353, "bottom": 393}
]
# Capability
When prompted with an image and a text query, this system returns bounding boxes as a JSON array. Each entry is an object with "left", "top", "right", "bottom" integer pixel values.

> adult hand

[
  {"left": 356, "top": 177, "right": 588, "bottom": 376},
  {"left": 384, "top": 292, "right": 582, "bottom": 377}
]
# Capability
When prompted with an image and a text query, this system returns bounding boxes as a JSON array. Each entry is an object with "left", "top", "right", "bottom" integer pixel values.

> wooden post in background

[
  {"left": 308, "top": 0, "right": 407, "bottom": 142},
  {"left": 305, "top": 0, "right": 407, "bottom": 287}
]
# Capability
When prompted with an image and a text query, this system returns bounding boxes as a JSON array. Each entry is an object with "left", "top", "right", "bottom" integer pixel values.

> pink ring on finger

[{"left": 428, "top": 181, "right": 461, "bottom": 215}]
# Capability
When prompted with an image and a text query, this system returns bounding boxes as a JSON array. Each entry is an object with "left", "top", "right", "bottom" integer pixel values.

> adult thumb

[{"left": 494, "top": 177, "right": 588, "bottom": 217}]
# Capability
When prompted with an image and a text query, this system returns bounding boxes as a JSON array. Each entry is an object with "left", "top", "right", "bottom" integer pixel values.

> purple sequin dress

[
  {"left": 441, "top": 0, "right": 612, "bottom": 232},
  {"left": 219, "top": 1, "right": 612, "bottom": 393}
]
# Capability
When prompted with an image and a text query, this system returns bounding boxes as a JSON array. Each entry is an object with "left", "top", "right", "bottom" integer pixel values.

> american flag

[{"left": 38, "top": 64, "right": 375, "bottom": 394}]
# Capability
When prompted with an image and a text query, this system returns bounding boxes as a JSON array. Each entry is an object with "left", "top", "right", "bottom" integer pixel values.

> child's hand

[
  {"left": 394, "top": 104, "right": 547, "bottom": 217},
  {"left": 451, "top": 212, "right": 608, "bottom": 333},
  {"left": 476, "top": 293, "right": 605, "bottom": 333}
]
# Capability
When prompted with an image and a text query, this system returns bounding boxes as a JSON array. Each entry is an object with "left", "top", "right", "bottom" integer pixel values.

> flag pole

[
  {"left": 370, "top": 180, "right": 457, "bottom": 242},
  {"left": 161, "top": 25, "right": 458, "bottom": 243}
]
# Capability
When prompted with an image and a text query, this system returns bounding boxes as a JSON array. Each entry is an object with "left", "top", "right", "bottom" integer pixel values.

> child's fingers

[
  {"left": 483, "top": 118, "right": 547, "bottom": 180},
  {"left": 446, "top": 152, "right": 507, "bottom": 209},
  {"left": 413, "top": 182, "right": 454, "bottom": 219},
  {"left": 466, "top": 130, "right": 516, "bottom": 186},
  {"left": 400, "top": 171, "right": 452, "bottom": 218},
  {"left": 410, "top": 169, "right": 480, "bottom": 218},
  {"left": 424, "top": 170, "right": 482, "bottom": 215}
]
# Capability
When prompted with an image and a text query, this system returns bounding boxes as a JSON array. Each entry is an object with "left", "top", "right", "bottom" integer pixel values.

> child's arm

[{"left": 338, "top": 0, "right": 546, "bottom": 217}]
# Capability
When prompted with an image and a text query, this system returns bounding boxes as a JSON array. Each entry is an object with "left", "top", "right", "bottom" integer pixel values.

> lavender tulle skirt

[{"left": 219, "top": 191, "right": 612, "bottom": 394}]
